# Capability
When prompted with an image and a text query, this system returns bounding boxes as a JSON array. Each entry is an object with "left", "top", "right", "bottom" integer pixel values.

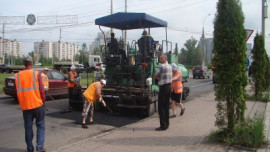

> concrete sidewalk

[{"left": 51, "top": 92, "right": 268, "bottom": 152}]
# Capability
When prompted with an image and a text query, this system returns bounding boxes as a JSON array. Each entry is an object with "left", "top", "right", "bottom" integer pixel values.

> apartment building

[
  {"left": 34, "top": 41, "right": 53, "bottom": 58},
  {"left": 34, "top": 40, "right": 80, "bottom": 61},
  {"left": 0, "top": 38, "right": 23, "bottom": 58}
]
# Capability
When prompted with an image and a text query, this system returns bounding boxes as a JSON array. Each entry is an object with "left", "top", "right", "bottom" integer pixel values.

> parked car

[
  {"left": 76, "top": 64, "right": 85, "bottom": 73},
  {"left": 34, "top": 63, "right": 42, "bottom": 66},
  {"left": 192, "top": 65, "right": 210, "bottom": 79},
  {"left": 3, "top": 68, "right": 68, "bottom": 99}
]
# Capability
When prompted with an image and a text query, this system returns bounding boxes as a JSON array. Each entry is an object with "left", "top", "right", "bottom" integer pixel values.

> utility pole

[
  {"left": 2, "top": 23, "right": 5, "bottom": 64},
  {"left": 202, "top": 14, "right": 210, "bottom": 66},
  {"left": 59, "top": 28, "right": 62, "bottom": 63},
  {"left": 124, "top": 0, "right": 127, "bottom": 51},
  {"left": 262, "top": 0, "right": 268, "bottom": 39},
  {"left": 111, "top": 0, "right": 113, "bottom": 33}
]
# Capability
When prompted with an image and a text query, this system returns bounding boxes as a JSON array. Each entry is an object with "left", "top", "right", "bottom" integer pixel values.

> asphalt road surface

[{"left": 0, "top": 77, "right": 213, "bottom": 152}]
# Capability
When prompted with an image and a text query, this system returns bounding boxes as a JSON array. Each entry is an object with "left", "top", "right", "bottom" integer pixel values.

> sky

[{"left": 0, "top": 0, "right": 269, "bottom": 55}]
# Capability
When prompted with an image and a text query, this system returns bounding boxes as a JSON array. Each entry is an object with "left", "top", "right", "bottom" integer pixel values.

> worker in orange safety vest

[
  {"left": 15, "top": 56, "right": 46, "bottom": 152},
  {"left": 81, "top": 79, "right": 106, "bottom": 128},
  {"left": 41, "top": 67, "right": 49, "bottom": 91},
  {"left": 67, "top": 65, "right": 78, "bottom": 100},
  {"left": 170, "top": 63, "right": 185, "bottom": 118}
]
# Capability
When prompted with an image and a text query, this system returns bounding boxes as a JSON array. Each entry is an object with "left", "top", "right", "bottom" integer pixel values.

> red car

[{"left": 3, "top": 68, "right": 68, "bottom": 99}]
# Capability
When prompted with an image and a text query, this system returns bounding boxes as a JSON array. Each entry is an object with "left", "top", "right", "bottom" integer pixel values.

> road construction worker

[
  {"left": 41, "top": 67, "right": 49, "bottom": 91},
  {"left": 81, "top": 79, "right": 106, "bottom": 128},
  {"left": 93, "top": 67, "right": 105, "bottom": 82},
  {"left": 154, "top": 54, "right": 172, "bottom": 131},
  {"left": 14, "top": 56, "right": 46, "bottom": 152},
  {"left": 107, "top": 32, "right": 119, "bottom": 54},
  {"left": 138, "top": 30, "right": 155, "bottom": 62},
  {"left": 67, "top": 65, "right": 78, "bottom": 100},
  {"left": 170, "top": 63, "right": 185, "bottom": 118}
]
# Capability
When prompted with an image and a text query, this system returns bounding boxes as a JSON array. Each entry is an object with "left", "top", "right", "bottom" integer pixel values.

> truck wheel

[
  {"left": 6, "top": 69, "right": 11, "bottom": 73},
  {"left": 62, "top": 69, "right": 68, "bottom": 74}
]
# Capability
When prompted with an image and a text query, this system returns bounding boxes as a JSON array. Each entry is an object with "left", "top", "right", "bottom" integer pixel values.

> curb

[{"left": 0, "top": 95, "right": 12, "bottom": 99}]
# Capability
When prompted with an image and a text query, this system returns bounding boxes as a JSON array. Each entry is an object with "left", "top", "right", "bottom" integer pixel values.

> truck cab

[{"left": 88, "top": 55, "right": 102, "bottom": 71}]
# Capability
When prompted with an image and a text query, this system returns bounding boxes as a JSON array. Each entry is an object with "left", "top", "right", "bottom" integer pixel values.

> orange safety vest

[
  {"left": 15, "top": 69, "right": 43, "bottom": 110},
  {"left": 41, "top": 73, "right": 49, "bottom": 91},
  {"left": 83, "top": 82, "right": 100, "bottom": 104},
  {"left": 68, "top": 71, "right": 76, "bottom": 88},
  {"left": 171, "top": 70, "right": 183, "bottom": 93}
]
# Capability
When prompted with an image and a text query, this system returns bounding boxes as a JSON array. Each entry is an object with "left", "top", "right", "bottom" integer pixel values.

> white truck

[
  {"left": 88, "top": 55, "right": 103, "bottom": 72},
  {"left": 53, "top": 55, "right": 103, "bottom": 74},
  {"left": 53, "top": 61, "right": 79, "bottom": 74}
]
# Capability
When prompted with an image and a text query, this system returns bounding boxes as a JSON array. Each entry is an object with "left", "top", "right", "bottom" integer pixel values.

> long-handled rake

[
  {"left": 47, "top": 93, "right": 72, "bottom": 114},
  {"left": 102, "top": 99, "right": 113, "bottom": 112}
]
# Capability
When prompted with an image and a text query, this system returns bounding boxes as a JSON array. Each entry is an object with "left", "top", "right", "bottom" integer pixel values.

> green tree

[
  {"left": 28, "top": 51, "right": 35, "bottom": 64},
  {"left": 212, "top": 0, "right": 247, "bottom": 132},
  {"left": 74, "top": 53, "right": 80, "bottom": 62},
  {"left": 250, "top": 33, "right": 269, "bottom": 98},
  {"left": 75, "top": 43, "right": 89, "bottom": 65},
  {"left": 265, "top": 57, "right": 270, "bottom": 90},
  {"left": 14, "top": 56, "right": 23, "bottom": 65},
  {"left": 179, "top": 37, "right": 201, "bottom": 65},
  {"left": 82, "top": 43, "right": 87, "bottom": 52},
  {"left": 92, "top": 47, "right": 102, "bottom": 56}
]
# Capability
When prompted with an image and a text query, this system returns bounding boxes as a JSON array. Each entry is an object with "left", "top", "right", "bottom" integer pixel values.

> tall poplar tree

[
  {"left": 212, "top": 0, "right": 247, "bottom": 132},
  {"left": 250, "top": 33, "right": 268, "bottom": 98}
]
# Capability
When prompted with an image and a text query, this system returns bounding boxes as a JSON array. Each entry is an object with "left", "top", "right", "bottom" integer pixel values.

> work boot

[
  {"left": 89, "top": 121, "right": 96, "bottom": 125},
  {"left": 180, "top": 108, "right": 185, "bottom": 116},
  {"left": 81, "top": 123, "right": 88, "bottom": 128},
  {"left": 169, "top": 114, "right": 176, "bottom": 118},
  {"left": 36, "top": 148, "right": 46, "bottom": 152}
]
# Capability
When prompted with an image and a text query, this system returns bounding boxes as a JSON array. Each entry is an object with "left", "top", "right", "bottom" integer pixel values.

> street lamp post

[
  {"left": 262, "top": 0, "right": 268, "bottom": 38},
  {"left": 202, "top": 14, "right": 211, "bottom": 67}
]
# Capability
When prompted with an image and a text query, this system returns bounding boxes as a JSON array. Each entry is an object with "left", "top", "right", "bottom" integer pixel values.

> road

[{"left": 0, "top": 78, "right": 213, "bottom": 152}]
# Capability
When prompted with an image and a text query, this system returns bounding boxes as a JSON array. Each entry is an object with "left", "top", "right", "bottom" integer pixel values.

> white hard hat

[
  {"left": 100, "top": 79, "right": 106, "bottom": 86},
  {"left": 171, "top": 63, "right": 178, "bottom": 71},
  {"left": 44, "top": 67, "right": 49, "bottom": 71},
  {"left": 70, "top": 65, "right": 76, "bottom": 70}
]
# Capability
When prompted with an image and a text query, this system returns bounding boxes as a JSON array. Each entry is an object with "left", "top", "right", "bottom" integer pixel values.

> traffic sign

[{"left": 246, "top": 29, "right": 254, "bottom": 42}]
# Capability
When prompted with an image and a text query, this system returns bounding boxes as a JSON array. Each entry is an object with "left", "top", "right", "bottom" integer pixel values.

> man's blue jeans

[{"left": 23, "top": 105, "right": 45, "bottom": 152}]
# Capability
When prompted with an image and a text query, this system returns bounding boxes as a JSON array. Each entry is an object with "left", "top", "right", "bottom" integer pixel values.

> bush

[
  {"left": 246, "top": 88, "right": 270, "bottom": 102},
  {"left": 208, "top": 115, "right": 266, "bottom": 148}
]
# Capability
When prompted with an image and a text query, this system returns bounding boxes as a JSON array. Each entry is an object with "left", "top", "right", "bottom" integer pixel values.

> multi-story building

[
  {"left": 0, "top": 38, "right": 23, "bottom": 59},
  {"left": 89, "top": 31, "right": 110, "bottom": 54},
  {"left": 34, "top": 40, "right": 80, "bottom": 61},
  {"left": 34, "top": 41, "right": 53, "bottom": 59},
  {"left": 246, "top": 43, "right": 252, "bottom": 57},
  {"left": 205, "top": 38, "right": 213, "bottom": 64}
]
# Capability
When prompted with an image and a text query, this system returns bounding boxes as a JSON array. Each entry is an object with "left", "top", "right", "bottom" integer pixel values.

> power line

[
  {"left": 37, "top": 0, "right": 109, "bottom": 15},
  {"left": 5, "top": 22, "right": 94, "bottom": 33}
]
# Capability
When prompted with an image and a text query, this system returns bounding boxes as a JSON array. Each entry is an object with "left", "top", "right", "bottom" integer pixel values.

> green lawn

[{"left": 0, "top": 73, "right": 14, "bottom": 94}]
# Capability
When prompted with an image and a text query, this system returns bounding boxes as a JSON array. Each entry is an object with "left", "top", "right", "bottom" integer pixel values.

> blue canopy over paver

[{"left": 95, "top": 12, "right": 168, "bottom": 30}]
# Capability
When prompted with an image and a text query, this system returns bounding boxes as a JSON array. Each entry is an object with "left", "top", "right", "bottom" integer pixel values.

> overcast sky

[{"left": 0, "top": 0, "right": 269, "bottom": 55}]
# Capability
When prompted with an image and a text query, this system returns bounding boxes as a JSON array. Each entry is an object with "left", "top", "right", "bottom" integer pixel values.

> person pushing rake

[{"left": 81, "top": 79, "right": 107, "bottom": 129}]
